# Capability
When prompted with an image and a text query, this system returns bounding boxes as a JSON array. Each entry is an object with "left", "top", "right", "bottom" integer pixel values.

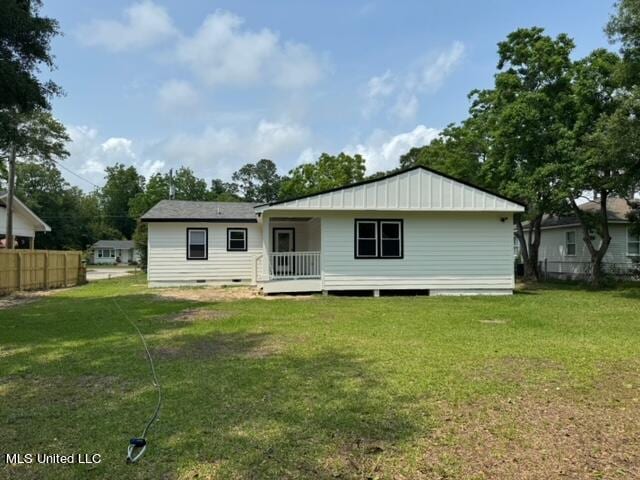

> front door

[{"left": 273, "top": 228, "right": 295, "bottom": 275}]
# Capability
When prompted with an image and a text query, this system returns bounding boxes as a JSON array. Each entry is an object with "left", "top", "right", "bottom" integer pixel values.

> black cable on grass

[{"left": 112, "top": 299, "right": 162, "bottom": 463}]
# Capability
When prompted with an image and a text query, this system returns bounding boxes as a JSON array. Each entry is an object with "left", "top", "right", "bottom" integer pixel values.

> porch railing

[{"left": 268, "top": 251, "right": 321, "bottom": 280}]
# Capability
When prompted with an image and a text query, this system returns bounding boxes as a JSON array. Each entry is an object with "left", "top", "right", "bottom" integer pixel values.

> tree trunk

[
  {"left": 570, "top": 192, "right": 612, "bottom": 288},
  {"left": 517, "top": 214, "right": 542, "bottom": 282},
  {"left": 5, "top": 145, "right": 16, "bottom": 250}
]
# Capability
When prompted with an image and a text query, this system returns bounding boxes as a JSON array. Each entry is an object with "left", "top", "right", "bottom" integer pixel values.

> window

[
  {"left": 514, "top": 236, "right": 521, "bottom": 257},
  {"left": 187, "top": 228, "right": 208, "bottom": 260},
  {"left": 380, "top": 221, "right": 402, "bottom": 258},
  {"left": 227, "top": 228, "right": 248, "bottom": 251},
  {"left": 355, "top": 219, "right": 403, "bottom": 259},
  {"left": 355, "top": 220, "right": 378, "bottom": 258},
  {"left": 628, "top": 228, "right": 640, "bottom": 256},
  {"left": 566, "top": 231, "right": 576, "bottom": 256}
]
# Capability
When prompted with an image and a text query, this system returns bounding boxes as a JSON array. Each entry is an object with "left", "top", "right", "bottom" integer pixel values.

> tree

[
  {"left": 279, "top": 152, "right": 366, "bottom": 199},
  {"left": 209, "top": 178, "right": 241, "bottom": 201},
  {"left": 1, "top": 110, "right": 69, "bottom": 247},
  {"left": 173, "top": 167, "right": 208, "bottom": 200},
  {"left": 399, "top": 122, "right": 485, "bottom": 184},
  {"left": 8, "top": 162, "right": 115, "bottom": 250},
  {"left": 559, "top": 50, "right": 640, "bottom": 286},
  {"left": 0, "top": 0, "right": 62, "bottom": 132},
  {"left": 471, "top": 28, "right": 575, "bottom": 281},
  {"left": 1, "top": 0, "right": 65, "bottom": 249},
  {"left": 101, "top": 163, "right": 144, "bottom": 239},
  {"left": 606, "top": 0, "right": 640, "bottom": 83},
  {"left": 232, "top": 159, "right": 282, "bottom": 202}
]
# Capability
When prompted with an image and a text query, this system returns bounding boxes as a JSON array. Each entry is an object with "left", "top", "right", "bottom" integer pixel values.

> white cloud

[
  {"left": 391, "top": 94, "right": 419, "bottom": 121},
  {"left": 65, "top": 125, "right": 165, "bottom": 187},
  {"left": 344, "top": 125, "right": 441, "bottom": 172},
  {"left": 152, "top": 119, "right": 310, "bottom": 180},
  {"left": 176, "top": 10, "right": 326, "bottom": 88},
  {"left": 157, "top": 79, "right": 200, "bottom": 113},
  {"left": 412, "top": 41, "right": 465, "bottom": 92},
  {"left": 362, "top": 41, "right": 465, "bottom": 121},
  {"left": 77, "top": 1, "right": 177, "bottom": 52}
]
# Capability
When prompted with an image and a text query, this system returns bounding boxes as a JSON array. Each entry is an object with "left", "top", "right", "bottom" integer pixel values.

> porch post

[
  {"left": 262, "top": 213, "right": 270, "bottom": 280},
  {"left": 28, "top": 237, "right": 35, "bottom": 250}
]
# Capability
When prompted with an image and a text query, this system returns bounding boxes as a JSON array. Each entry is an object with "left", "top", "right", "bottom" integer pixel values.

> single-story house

[
  {"left": 141, "top": 166, "right": 525, "bottom": 295},
  {"left": 0, "top": 191, "right": 51, "bottom": 249},
  {"left": 520, "top": 197, "right": 639, "bottom": 279},
  {"left": 90, "top": 240, "right": 140, "bottom": 265}
]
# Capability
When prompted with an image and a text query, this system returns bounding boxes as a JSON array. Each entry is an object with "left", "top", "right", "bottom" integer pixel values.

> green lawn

[{"left": 1, "top": 276, "right": 639, "bottom": 479}]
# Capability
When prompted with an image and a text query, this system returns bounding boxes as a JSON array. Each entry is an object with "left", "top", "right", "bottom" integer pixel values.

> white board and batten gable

[{"left": 256, "top": 166, "right": 525, "bottom": 213}]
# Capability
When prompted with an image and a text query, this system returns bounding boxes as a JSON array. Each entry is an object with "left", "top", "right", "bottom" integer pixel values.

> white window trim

[
  {"left": 627, "top": 226, "right": 640, "bottom": 257},
  {"left": 379, "top": 220, "right": 402, "bottom": 258},
  {"left": 227, "top": 228, "right": 248, "bottom": 252},
  {"left": 187, "top": 228, "right": 208, "bottom": 260},
  {"left": 565, "top": 230, "right": 577, "bottom": 257},
  {"left": 355, "top": 220, "right": 378, "bottom": 258}
]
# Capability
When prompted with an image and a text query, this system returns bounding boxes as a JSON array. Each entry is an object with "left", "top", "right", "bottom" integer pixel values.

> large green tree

[
  {"left": 471, "top": 27, "right": 575, "bottom": 281},
  {"left": 560, "top": 50, "right": 640, "bottom": 286},
  {"left": 101, "top": 163, "right": 144, "bottom": 239},
  {"left": 399, "top": 122, "right": 485, "bottom": 184},
  {"left": 279, "top": 152, "right": 366, "bottom": 199},
  {"left": 232, "top": 159, "right": 282, "bottom": 203},
  {"left": 10, "top": 162, "right": 116, "bottom": 250},
  {"left": 209, "top": 178, "right": 241, "bottom": 201}
]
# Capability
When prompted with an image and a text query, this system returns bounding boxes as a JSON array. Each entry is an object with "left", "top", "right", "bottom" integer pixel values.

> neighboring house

[
  {"left": 142, "top": 166, "right": 525, "bottom": 295},
  {"left": 521, "top": 197, "right": 639, "bottom": 279},
  {"left": 90, "top": 240, "right": 140, "bottom": 265},
  {"left": 0, "top": 191, "right": 51, "bottom": 249}
]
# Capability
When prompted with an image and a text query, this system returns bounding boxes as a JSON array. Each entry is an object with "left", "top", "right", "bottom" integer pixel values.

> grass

[{"left": 1, "top": 276, "right": 639, "bottom": 479}]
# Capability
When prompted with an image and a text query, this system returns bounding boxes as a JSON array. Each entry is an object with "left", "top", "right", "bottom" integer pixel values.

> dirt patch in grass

[
  {"left": 153, "top": 332, "right": 284, "bottom": 360},
  {"left": 421, "top": 374, "right": 640, "bottom": 479},
  {"left": 155, "top": 286, "right": 316, "bottom": 303},
  {"left": 166, "top": 308, "right": 233, "bottom": 323},
  {"left": 469, "top": 356, "right": 565, "bottom": 385},
  {"left": 0, "top": 288, "right": 73, "bottom": 310}
]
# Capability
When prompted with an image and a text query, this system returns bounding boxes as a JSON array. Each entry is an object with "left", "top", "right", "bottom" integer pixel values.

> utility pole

[
  {"left": 6, "top": 144, "right": 16, "bottom": 249},
  {"left": 169, "top": 168, "right": 175, "bottom": 200}
]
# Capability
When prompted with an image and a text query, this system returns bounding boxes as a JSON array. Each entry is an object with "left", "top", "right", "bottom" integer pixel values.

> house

[
  {"left": 524, "top": 197, "right": 638, "bottom": 279},
  {"left": 90, "top": 240, "right": 140, "bottom": 265},
  {"left": 0, "top": 191, "right": 51, "bottom": 249},
  {"left": 141, "top": 166, "right": 525, "bottom": 295}
]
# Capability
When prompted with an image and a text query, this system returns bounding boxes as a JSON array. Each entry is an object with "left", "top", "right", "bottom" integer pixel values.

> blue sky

[{"left": 41, "top": 0, "right": 614, "bottom": 189}]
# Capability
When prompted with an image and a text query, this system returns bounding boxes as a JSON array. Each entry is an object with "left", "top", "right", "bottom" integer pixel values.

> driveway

[{"left": 86, "top": 267, "right": 135, "bottom": 282}]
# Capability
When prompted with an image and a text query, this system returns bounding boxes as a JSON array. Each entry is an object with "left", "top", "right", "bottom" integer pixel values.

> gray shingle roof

[
  {"left": 530, "top": 197, "right": 633, "bottom": 229},
  {"left": 92, "top": 240, "right": 136, "bottom": 249},
  {"left": 141, "top": 200, "right": 259, "bottom": 222}
]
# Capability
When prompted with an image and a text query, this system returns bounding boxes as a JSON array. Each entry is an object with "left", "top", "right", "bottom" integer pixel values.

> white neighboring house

[
  {"left": 522, "top": 197, "right": 638, "bottom": 279},
  {"left": 0, "top": 191, "right": 51, "bottom": 249},
  {"left": 142, "top": 166, "right": 525, "bottom": 295},
  {"left": 91, "top": 240, "right": 140, "bottom": 265}
]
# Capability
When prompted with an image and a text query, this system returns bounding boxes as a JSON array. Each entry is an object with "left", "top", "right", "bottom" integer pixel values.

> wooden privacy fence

[{"left": 0, "top": 250, "right": 86, "bottom": 294}]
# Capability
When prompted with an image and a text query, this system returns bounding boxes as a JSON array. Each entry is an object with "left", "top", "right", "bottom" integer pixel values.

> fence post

[
  {"left": 44, "top": 251, "right": 49, "bottom": 289},
  {"left": 63, "top": 253, "right": 68, "bottom": 287},
  {"left": 17, "top": 252, "right": 23, "bottom": 291}
]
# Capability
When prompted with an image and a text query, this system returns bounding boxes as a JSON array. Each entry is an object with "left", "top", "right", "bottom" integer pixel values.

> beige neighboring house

[
  {"left": 142, "top": 166, "right": 525, "bottom": 295},
  {"left": 519, "top": 197, "right": 639, "bottom": 279},
  {"left": 0, "top": 191, "right": 51, "bottom": 249},
  {"left": 90, "top": 240, "right": 140, "bottom": 265}
]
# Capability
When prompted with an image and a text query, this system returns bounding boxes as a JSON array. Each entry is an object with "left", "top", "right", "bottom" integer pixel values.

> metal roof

[{"left": 141, "top": 200, "right": 259, "bottom": 222}]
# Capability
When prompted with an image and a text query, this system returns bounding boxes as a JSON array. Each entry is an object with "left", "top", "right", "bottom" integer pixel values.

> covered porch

[{"left": 255, "top": 215, "right": 323, "bottom": 293}]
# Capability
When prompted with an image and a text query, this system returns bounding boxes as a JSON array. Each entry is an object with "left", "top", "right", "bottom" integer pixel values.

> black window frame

[
  {"left": 227, "top": 227, "right": 248, "bottom": 252},
  {"left": 186, "top": 228, "right": 208, "bottom": 260},
  {"left": 354, "top": 219, "right": 403, "bottom": 259}
]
